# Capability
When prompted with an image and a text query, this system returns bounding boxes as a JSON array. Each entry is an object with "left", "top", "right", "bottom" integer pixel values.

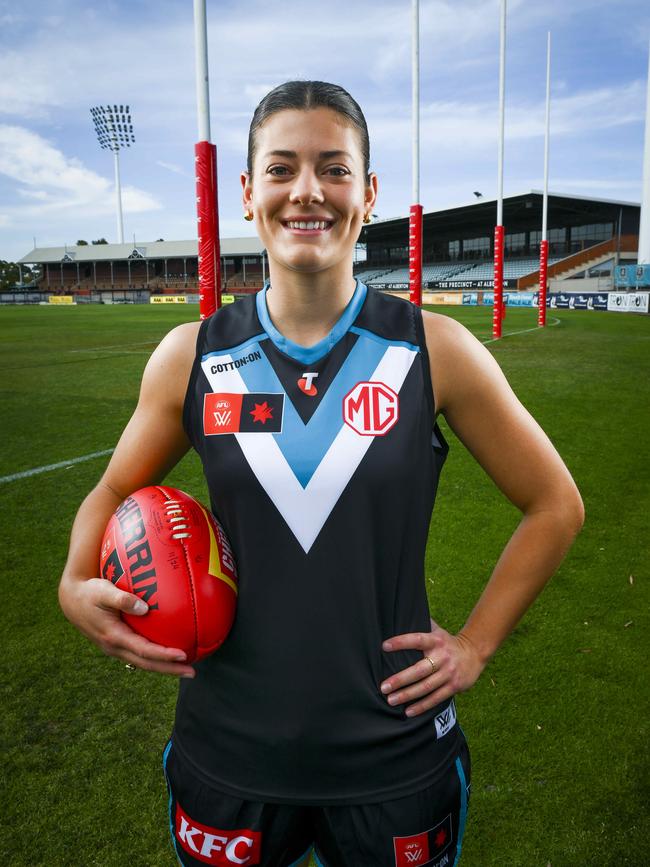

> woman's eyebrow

[{"left": 263, "top": 149, "right": 353, "bottom": 160}]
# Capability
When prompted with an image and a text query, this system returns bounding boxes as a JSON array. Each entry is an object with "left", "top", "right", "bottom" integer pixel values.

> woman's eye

[{"left": 267, "top": 165, "right": 349, "bottom": 177}]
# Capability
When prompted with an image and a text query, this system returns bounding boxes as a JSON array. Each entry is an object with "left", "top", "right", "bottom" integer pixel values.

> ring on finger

[{"left": 424, "top": 655, "right": 438, "bottom": 674}]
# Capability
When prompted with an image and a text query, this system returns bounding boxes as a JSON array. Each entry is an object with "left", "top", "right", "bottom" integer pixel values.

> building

[{"left": 16, "top": 191, "right": 640, "bottom": 299}]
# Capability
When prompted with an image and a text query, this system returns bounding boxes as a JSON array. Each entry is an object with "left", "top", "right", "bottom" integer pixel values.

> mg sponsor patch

[
  {"left": 203, "top": 392, "right": 284, "bottom": 435},
  {"left": 174, "top": 801, "right": 261, "bottom": 865},
  {"left": 434, "top": 699, "right": 457, "bottom": 739},
  {"left": 343, "top": 380, "right": 399, "bottom": 436}
]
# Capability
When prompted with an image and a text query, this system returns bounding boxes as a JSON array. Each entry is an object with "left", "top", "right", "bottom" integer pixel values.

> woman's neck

[{"left": 264, "top": 264, "right": 357, "bottom": 349}]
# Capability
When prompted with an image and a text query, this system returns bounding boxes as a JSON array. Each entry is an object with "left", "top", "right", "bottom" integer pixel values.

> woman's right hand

[{"left": 59, "top": 575, "right": 196, "bottom": 677}]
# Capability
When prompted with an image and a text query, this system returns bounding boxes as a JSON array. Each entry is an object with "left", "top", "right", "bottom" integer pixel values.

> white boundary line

[
  {"left": 0, "top": 449, "right": 115, "bottom": 485},
  {"left": 2, "top": 315, "right": 562, "bottom": 486},
  {"left": 482, "top": 316, "right": 561, "bottom": 344},
  {"left": 68, "top": 341, "right": 158, "bottom": 353}
]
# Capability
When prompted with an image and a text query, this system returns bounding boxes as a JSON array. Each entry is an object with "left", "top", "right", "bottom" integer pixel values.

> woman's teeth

[{"left": 285, "top": 221, "right": 331, "bottom": 230}]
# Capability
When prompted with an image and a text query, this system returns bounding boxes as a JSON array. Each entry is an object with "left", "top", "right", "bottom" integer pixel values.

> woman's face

[{"left": 241, "top": 107, "right": 377, "bottom": 277}]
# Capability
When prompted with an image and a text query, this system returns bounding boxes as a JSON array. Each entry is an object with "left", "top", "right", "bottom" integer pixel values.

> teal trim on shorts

[
  {"left": 312, "top": 848, "right": 327, "bottom": 867},
  {"left": 453, "top": 755, "right": 468, "bottom": 866},
  {"left": 162, "top": 740, "right": 184, "bottom": 867},
  {"left": 287, "top": 844, "right": 314, "bottom": 867}
]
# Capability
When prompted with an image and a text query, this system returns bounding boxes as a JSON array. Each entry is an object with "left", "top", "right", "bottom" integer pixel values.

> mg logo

[{"left": 343, "top": 381, "right": 399, "bottom": 436}]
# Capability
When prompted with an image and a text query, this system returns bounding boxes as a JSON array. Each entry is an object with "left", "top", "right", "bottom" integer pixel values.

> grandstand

[{"left": 12, "top": 190, "right": 640, "bottom": 302}]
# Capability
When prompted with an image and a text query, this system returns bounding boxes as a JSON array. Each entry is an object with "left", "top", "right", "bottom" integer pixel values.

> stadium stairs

[{"left": 517, "top": 235, "right": 639, "bottom": 290}]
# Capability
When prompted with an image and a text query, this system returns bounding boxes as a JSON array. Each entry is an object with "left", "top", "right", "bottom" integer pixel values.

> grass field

[{"left": 1, "top": 302, "right": 649, "bottom": 866}]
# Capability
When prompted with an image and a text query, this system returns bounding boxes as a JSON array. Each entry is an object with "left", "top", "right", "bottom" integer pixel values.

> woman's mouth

[{"left": 281, "top": 220, "right": 334, "bottom": 235}]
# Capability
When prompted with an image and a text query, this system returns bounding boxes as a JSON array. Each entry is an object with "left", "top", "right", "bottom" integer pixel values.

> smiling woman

[
  {"left": 59, "top": 79, "right": 584, "bottom": 867},
  {"left": 239, "top": 85, "right": 377, "bottom": 348}
]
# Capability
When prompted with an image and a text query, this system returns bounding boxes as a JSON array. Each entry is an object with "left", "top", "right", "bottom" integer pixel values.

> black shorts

[{"left": 162, "top": 731, "right": 471, "bottom": 867}]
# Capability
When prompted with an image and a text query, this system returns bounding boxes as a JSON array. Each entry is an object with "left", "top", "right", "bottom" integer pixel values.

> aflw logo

[
  {"left": 213, "top": 398, "right": 232, "bottom": 428},
  {"left": 434, "top": 700, "right": 457, "bottom": 739},
  {"left": 343, "top": 381, "right": 399, "bottom": 436},
  {"left": 214, "top": 410, "right": 232, "bottom": 427}
]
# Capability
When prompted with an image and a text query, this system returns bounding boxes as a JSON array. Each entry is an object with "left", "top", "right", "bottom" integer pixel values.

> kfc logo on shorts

[
  {"left": 174, "top": 802, "right": 261, "bottom": 865},
  {"left": 343, "top": 381, "right": 399, "bottom": 436}
]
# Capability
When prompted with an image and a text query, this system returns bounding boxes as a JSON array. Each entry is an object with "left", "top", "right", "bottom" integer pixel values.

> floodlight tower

[{"left": 90, "top": 105, "right": 135, "bottom": 244}]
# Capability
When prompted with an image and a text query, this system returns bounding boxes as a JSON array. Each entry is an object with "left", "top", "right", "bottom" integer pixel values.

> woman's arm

[
  {"left": 380, "top": 312, "right": 584, "bottom": 716},
  {"left": 58, "top": 320, "right": 201, "bottom": 677}
]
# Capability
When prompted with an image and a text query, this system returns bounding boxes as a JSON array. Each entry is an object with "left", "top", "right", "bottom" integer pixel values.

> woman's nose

[{"left": 288, "top": 168, "right": 324, "bottom": 205}]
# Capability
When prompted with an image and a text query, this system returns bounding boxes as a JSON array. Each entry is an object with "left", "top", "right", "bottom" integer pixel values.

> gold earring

[
  {"left": 363, "top": 213, "right": 371, "bottom": 224},
  {"left": 244, "top": 209, "right": 253, "bottom": 221}
]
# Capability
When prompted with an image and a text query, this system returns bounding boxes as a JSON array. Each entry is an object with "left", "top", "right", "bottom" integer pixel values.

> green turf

[{"left": 1, "top": 303, "right": 648, "bottom": 866}]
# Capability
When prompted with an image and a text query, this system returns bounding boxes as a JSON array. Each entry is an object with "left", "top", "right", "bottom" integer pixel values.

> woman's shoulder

[
  {"left": 140, "top": 320, "right": 202, "bottom": 403},
  {"left": 158, "top": 319, "right": 202, "bottom": 357},
  {"left": 420, "top": 308, "right": 496, "bottom": 415}
]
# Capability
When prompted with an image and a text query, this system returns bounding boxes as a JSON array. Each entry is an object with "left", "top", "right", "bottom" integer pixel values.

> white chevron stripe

[{"left": 201, "top": 344, "right": 417, "bottom": 553}]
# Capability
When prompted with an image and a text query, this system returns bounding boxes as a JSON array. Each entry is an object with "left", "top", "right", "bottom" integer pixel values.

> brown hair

[{"left": 246, "top": 80, "right": 371, "bottom": 185}]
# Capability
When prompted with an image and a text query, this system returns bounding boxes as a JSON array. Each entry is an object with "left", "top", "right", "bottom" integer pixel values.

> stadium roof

[
  {"left": 18, "top": 236, "right": 266, "bottom": 264},
  {"left": 367, "top": 190, "right": 641, "bottom": 226},
  {"left": 360, "top": 190, "right": 640, "bottom": 243}
]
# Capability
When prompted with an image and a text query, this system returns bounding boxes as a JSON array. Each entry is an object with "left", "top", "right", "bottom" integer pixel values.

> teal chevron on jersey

[
  {"left": 200, "top": 340, "right": 418, "bottom": 552},
  {"left": 205, "top": 335, "right": 408, "bottom": 486}
]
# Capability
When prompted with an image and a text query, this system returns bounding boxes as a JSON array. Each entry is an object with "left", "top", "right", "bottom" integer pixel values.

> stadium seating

[{"left": 357, "top": 258, "right": 561, "bottom": 285}]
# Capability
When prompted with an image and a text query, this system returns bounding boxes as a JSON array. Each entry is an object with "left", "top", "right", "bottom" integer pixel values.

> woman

[{"left": 59, "top": 81, "right": 584, "bottom": 866}]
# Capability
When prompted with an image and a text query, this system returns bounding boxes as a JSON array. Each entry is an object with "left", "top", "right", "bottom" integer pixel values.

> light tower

[{"left": 90, "top": 104, "right": 135, "bottom": 244}]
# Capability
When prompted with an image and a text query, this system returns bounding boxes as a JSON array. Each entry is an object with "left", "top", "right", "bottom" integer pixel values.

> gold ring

[
  {"left": 125, "top": 663, "right": 137, "bottom": 672},
  {"left": 425, "top": 655, "right": 438, "bottom": 674}
]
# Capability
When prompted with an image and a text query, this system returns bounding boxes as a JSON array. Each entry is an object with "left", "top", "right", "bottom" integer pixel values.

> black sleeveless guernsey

[{"left": 174, "top": 278, "right": 460, "bottom": 805}]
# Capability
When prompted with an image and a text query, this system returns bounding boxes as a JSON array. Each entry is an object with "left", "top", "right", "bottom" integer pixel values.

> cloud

[
  {"left": 366, "top": 79, "right": 647, "bottom": 159},
  {"left": 0, "top": 124, "right": 162, "bottom": 217}
]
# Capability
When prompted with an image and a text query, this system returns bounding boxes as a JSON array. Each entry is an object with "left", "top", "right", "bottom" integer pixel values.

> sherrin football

[{"left": 99, "top": 486, "right": 238, "bottom": 663}]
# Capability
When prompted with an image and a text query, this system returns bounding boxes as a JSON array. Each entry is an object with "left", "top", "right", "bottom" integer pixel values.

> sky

[{"left": 1, "top": 0, "right": 649, "bottom": 263}]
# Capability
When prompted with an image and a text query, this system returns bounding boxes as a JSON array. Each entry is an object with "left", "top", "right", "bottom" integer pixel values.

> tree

[
  {"left": 76, "top": 239, "right": 89, "bottom": 246},
  {"left": 92, "top": 238, "right": 108, "bottom": 245},
  {"left": 0, "top": 261, "right": 20, "bottom": 291}
]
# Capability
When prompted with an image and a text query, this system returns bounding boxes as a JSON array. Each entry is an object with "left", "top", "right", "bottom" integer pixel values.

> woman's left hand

[{"left": 380, "top": 618, "right": 486, "bottom": 717}]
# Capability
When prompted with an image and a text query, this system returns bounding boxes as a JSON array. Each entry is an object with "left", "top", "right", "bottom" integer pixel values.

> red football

[{"left": 99, "top": 485, "right": 238, "bottom": 662}]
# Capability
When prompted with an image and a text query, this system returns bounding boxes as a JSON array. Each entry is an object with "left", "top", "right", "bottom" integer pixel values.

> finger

[
  {"left": 95, "top": 580, "right": 149, "bottom": 617},
  {"left": 120, "top": 648, "right": 195, "bottom": 678},
  {"left": 380, "top": 655, "right": 440, "bottom": 694},
  {"left": 108, "top": 620, "right": 189, "bottom": 662},
  {"left": 382, "top": 631, "right": 431, "bottom": 652},
  {"left": 404, "top": 686, "right": 454, "bottom": 717},
  {"left": 385, "top": 670, "right": 448, "bottom": 706}
]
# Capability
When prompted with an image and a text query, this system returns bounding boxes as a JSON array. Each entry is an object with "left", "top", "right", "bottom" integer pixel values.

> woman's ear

[
  {"left": 365, "top": 172, "right": 379, "bottom": 212},
  {"left": 241, "top": 171, "right": 252, "bottom": 208}
]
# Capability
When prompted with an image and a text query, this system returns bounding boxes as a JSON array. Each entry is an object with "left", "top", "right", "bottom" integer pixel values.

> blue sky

[{"left": 0, "top": 0, "right": 649, "bottom": 262}]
